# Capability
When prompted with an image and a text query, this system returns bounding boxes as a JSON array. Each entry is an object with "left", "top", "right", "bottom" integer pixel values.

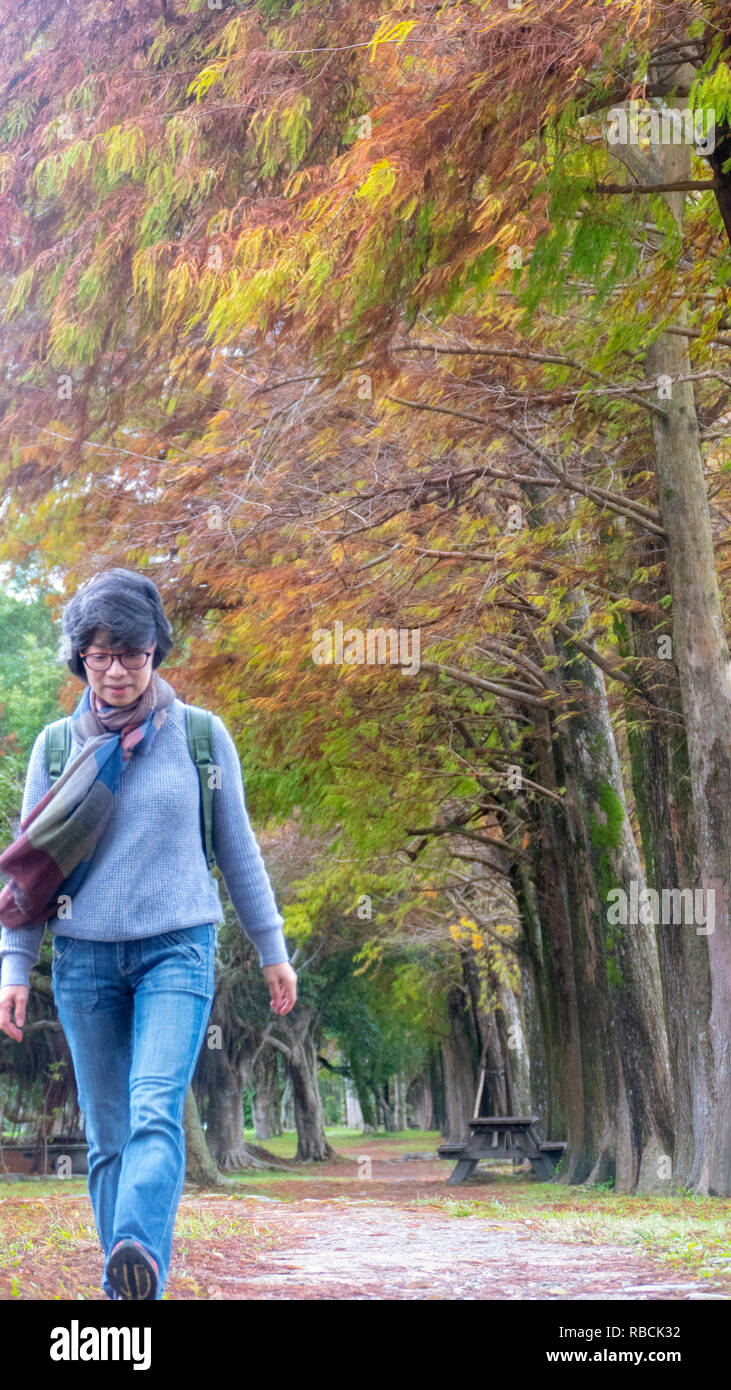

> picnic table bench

[{"left": 438, "top": 1116, "right": 566, "bottom": 1184}]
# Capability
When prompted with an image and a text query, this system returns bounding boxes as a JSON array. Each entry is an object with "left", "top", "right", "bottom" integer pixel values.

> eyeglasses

[{"left": 80, "top": 649, "right": 153, "bottom": 671}]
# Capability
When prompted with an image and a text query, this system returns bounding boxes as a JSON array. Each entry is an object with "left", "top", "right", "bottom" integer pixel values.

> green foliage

[
  {"left": 689, "top": 60, "right": 731, "bottom": 126},
  {"left": 0, "top": 585, "right": 67, "bottom": 839},
  {"left": 590, "top": 782, "right": 626, "bottom": 990},
  {"left": 590, "top": 782, "right": 624, "bottom": 853}
]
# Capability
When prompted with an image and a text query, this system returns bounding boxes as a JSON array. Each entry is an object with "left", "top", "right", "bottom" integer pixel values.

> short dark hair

[{"left": 61, "top": 568, "right": 174, "bottom": 682}]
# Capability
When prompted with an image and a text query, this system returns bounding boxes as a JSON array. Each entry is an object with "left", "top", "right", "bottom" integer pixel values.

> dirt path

[
  {"left": 173, "top": 1195, "right": 719, "bottom": 1301},
  {"left": 2, "top": 1146, "right": 727, "bottom": 1300}
]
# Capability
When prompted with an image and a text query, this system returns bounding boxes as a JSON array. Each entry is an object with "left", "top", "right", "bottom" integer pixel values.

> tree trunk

[
  {"left": 204, "top": 1044, "right": 251, "bottom": 1168},
  {"left": 343, "top": 1046, "right": 379, "bottom": 1131},
  {"left": 643, "top": 318, "right": 731, "bottom": 1195},
  {"left": 517, "top": 913, "right": 549, "bottom": 1138},
  {"left": 392, "top": 1072, "right": 408, "bottom": 1131},
  {"left": 484, "top": 1013, "right": 508, "bottom": 1116},
  {"left": 252, "top": 1047, "right": 281, "bottom": 1140},
  {"left": 551, "top": 707, "right": 617, "bottom": 1185},
  {"left": 612, "top": 92, "right": 731, "bottom": 1195},
  {"left": 406, "top": 1073, "right": 433, "bottom": 1130},
  {"left": 520, "top": 707, "right": 588, "bottom": 1174},
  {"left": 279, "top": 1006, "right": 337, "bottom": 1162},
  {"left": 555, "top": 598, "right": 675, "bottom": 1191},
  {"left": 496, "top": 973, "right": 531, "bottom": 1116},
  {"left": 183, "top": 1085, "right": 231, "bottom": 1188},
  {"left": 462, "top": 949, "right": 507, "bottom": 1115},
  {"left": 380, "top": 1081, "right": 398, "bottom": 1132},
  {"left": 624, "top": 556, "right": 715, "bottom": 1190},
  {"left": 205, "top": 1041, "right": 290, "bottom": 1173},
  {"left": 440, "top": 985, "right": 477, "bottom": 1141},
  {"left": 428, "top": 1043, "right": 446, "bottom": 1132},
  {"left": 279, "top": 1070, "right": 295, "bottom": 1130}
]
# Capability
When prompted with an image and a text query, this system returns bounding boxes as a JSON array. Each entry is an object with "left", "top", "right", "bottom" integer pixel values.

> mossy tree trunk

[
  {"left": 518, "top": 706, "right": 588, "bottom": 1177},
  {"left": 555, "top": 594, "right": 675, "bottom": 1191},
  {"left": 623, "top": 545, "right": 715, "bottom": 1191},
  {"left": 610, "top": 83, "right": 731, "bottom": 1195},
  {"left": 183, "top": 1085, "right": 230, "bottom": 1188}
]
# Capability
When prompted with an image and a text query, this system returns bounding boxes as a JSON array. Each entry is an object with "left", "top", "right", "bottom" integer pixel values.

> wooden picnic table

[{"left": 437, "top": 1116, "right": 566, "bottom": 1184}]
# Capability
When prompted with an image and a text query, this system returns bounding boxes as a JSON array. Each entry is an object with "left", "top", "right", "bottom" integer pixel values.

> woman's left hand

[{"left": 262, "top": 961, "right": 297, "bottom": 1015}]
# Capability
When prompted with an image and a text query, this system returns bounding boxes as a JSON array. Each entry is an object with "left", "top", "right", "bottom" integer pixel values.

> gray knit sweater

[{"left": 0, "top": 698, "right": 289, "bottom": 990}]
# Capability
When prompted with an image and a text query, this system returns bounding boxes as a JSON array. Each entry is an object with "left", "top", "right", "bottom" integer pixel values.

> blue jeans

[{"left": 51, "top": 923, "right": 216, "bottom": 1300}]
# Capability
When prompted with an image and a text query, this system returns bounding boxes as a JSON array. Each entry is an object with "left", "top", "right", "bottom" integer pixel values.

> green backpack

[{"left": 43, "top": 705, "right": 217, "bottom": 872}]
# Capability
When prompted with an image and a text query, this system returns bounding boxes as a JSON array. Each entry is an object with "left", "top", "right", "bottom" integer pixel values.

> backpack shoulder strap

[
  {"left": 44, "top": 717, "right": 71, "bottom": 783},
  {"left": 184, "top": 705, "right": 216, "bottom": 872}
]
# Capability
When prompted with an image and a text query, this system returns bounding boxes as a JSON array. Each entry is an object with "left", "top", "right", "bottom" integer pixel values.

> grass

[
  {"left": 0, "top": 1198, "right": 95, "bottom": 1263},
  {"left": 239, "top": 1124, "right": 435, "bottom": 1159},
  {"left": 413, "top": 1185, "right": 731, "bottom": 1287}
]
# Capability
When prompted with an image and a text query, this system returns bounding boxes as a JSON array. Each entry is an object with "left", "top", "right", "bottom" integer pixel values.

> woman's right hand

[{"left": 0, "top": 985, "right": 29, "bottom": 1042}]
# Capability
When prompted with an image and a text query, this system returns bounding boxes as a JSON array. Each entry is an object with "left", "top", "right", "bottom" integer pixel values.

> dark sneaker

[{"left": 107, "top": 1239, "right": 159, "bottom": 1300}]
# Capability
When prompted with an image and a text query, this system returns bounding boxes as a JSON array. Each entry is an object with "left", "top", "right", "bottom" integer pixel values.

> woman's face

[{"left": 79, "top": 627, "right": 157, "bottom": 708}]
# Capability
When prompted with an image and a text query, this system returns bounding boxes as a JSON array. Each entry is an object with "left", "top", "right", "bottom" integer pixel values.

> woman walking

[{"left": 0, "top": 568, "right": 296, "bottom": 1300}]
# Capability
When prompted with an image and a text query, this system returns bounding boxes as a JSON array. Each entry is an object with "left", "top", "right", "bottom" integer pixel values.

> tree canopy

[{"left": 1, "top": 0, "right": 730, "bottom": 1192}]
